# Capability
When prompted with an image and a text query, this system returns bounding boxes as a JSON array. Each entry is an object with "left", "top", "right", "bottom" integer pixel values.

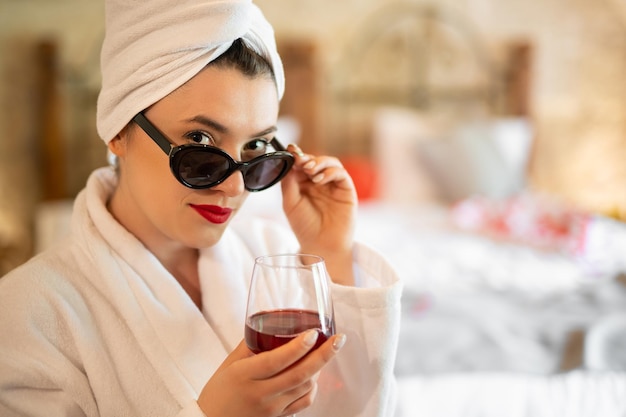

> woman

[{"left": 0, "top": 1, "right": 401, "bottom": 416}]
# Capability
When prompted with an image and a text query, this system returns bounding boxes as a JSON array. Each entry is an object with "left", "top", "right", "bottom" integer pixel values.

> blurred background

[{"left": 1, "top": 0, "right": 626, "bottom": 274}]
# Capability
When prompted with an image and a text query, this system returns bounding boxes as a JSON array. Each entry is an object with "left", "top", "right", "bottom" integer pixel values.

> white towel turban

[{"left": 96, "top": 0, "right": 285, "bottom": 144}]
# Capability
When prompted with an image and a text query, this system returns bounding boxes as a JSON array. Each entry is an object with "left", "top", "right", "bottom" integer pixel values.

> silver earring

[{"left": 107, "top": 149, "right": 119, "bottom": 169}]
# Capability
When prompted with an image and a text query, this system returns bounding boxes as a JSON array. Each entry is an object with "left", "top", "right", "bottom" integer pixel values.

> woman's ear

[
  {"left": 107, "top": 125, "right": 131, "bottom": 158},
  {"left": 107, "top": 137, "right": 123, "bottom": 158}
]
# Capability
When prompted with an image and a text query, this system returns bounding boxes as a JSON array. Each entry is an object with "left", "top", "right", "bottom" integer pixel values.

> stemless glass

[
  {"left": 244, "top": 254, "right": 336, "bottom": 417},
  {"left": 245, "top": 254, "right": 336, "bottom": 355}
]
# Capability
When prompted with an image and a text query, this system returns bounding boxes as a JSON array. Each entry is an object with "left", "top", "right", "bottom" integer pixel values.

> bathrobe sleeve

[{"left": 311, "top": 242, "right": 403, "bottom": 417}]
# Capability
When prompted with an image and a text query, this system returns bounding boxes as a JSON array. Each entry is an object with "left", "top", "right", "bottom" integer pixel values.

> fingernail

[
  {"left": 304, "top": 160, "right": 315, "bottom": 170},
  {"left": 312, "top": 173, "right": 324, "bottom": 183},
  {"left": 290, "top": 143, "right": 305, "bottom": 157},
  {"left": 303, "top": 329, "right": 319, "bottom": 347},
  {"left": 332, "top": 334, "right": 347, "bottom": 352}
]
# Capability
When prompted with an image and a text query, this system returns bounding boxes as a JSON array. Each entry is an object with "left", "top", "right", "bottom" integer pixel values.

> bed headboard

[
  {"left": 318, "top": 2, "right": 533, "bottom": 204},
  {"left": 324, "top": 2, "right": 530, "bottom": 157}
]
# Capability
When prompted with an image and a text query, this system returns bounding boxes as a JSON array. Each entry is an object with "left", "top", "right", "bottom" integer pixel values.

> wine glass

[
  {"left": 245, "top": 254, "right": 336, "bottom": 416},
  {"left": 245, "top": 253, "right": 336, "bottom": 354}
]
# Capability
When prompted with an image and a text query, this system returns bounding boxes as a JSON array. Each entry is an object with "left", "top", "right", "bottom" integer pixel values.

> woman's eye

[
  {"left": 245, "top": 139, "right": 269, "bottom": 152},
  {"left": 242, "top": 139, "right": 271, "bottom": 161},
  {"left": 186, "top": 131, "right": 214, "bottom": 145}
]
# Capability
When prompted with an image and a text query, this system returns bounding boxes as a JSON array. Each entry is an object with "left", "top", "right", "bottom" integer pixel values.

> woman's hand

[
  {"left": 281, "top": 144, "right": 358, "bottom": 285},
  {"left": 197, "top": 331, "right": 347, "bottom": 417}
]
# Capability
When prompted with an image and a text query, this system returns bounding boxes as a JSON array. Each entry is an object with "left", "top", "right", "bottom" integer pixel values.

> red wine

[{"left": 245, "top": 309, "right": 335, "bottom": 354}]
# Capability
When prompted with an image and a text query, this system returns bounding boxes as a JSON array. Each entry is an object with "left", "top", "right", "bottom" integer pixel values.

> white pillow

[
  {"left": 371, "top": 106, "right": 533, "bottom": 204},
  {"left": 417, "top": 118, "right": 532, "bottom": 202}
]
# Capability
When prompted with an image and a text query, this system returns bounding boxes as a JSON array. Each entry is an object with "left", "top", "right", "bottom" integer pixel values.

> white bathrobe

[{"left": 0, "top": 167, "right": 402, "bottom": 417}]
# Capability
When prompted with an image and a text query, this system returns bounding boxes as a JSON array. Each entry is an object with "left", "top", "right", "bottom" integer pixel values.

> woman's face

[{"left": 109, "top": 65, "right": 279, "bottom": 249}]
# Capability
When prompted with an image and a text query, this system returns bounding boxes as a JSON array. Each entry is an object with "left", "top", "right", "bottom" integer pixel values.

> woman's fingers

[
  {"left": 288, "top": 143, "right": 307, "bottom": 159},
  {"left": 287, "top": 144, "right": 354, "bottom": 190},
  {"left": 216, "top": 339, "right": 255, "bottom": 371},
  {"left": 198, "top": 334, "right": 346, "bottom": 417},
  {"left": 254, "top": 333, "right": 347, "bottom": 390},
  {"left": 254, "top": 333, "right": 347, "bottom": 415},
  {"left": 303, "top": 160, "right": 350, "bottom": 186},
  {"left": 249, "top": 329, "right": 320, "bottom": 379},
  {"left": 280, "top": 378, "right": 319, "bottom": 416}
]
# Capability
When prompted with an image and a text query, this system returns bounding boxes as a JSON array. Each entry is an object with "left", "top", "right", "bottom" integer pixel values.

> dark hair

[{"left": 208, "top": 38, "right": 275, "bottom": 82}]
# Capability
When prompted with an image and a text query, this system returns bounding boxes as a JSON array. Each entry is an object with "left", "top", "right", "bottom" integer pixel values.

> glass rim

[{"left": 254, "top": 253, "right": 325, "bottom": 268}]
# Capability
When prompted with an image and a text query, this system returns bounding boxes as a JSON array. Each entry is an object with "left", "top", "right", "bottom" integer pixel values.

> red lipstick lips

[{"left": 190, "top": 204, "right": 233, "bottom": 224}]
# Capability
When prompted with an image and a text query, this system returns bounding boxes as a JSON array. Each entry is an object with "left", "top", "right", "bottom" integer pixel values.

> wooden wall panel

[
  {"left": 36, "top": 40, "right": 67, "bottom": 200},
  {"left": 277, "top": 40, "right": 322, "bottom": 153}
]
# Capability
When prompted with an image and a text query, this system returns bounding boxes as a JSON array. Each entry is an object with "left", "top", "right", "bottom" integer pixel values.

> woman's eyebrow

[
  {"left": 187, "top": 115, "right": 278, "bottom": 137},
  {"left": 187, "top": 115, "right": 228, "bottom": 134},
  {"left": 254, "top": 126, "right": 278, "bottom": 137}
]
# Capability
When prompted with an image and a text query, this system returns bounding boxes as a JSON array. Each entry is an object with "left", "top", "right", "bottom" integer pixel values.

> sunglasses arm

[
  {"left": 270, "top": 138, "right": 288, "bottom": 152},
  {"left": 133, "top": 112, "right": 175, "bottom": 156}
]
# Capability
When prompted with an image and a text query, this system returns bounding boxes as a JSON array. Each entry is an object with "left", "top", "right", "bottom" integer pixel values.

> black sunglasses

[{"left": 132, "top": 112, "right": 295, "bottom": 192}]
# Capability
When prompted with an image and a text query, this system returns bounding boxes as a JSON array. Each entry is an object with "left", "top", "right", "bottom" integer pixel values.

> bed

[
  {"left": 349, "top": 106, "right": 626, "bottom": 416},
  {"left": 356, "top": 198, "right": 626, "bottom": 416},
  {"left": 321, "top": 3, "right": 626, "bottom": 415}
]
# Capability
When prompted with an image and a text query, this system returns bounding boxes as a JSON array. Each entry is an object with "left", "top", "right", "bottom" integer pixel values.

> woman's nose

[{"left": 212, "top": 169, "right": 246, "bottom": 196}]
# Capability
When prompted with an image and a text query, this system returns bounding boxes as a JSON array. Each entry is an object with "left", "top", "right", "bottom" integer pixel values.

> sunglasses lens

[
  {"left": 244, "top": 158, "right": 291, "bottom": 191},
  {"left": 176, "top": 148, "right": 230, "bottom": 187},
  {"left": 172, "top": 146, "right": 293, "bottom": 190}
]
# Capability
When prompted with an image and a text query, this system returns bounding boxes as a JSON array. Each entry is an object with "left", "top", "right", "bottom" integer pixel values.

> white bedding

[
  {"left": 394, "top": 371, "right": 626, "bottom": 417},
  {"left": 354, "top": 201, "right": 626, "bottom": 416}
]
